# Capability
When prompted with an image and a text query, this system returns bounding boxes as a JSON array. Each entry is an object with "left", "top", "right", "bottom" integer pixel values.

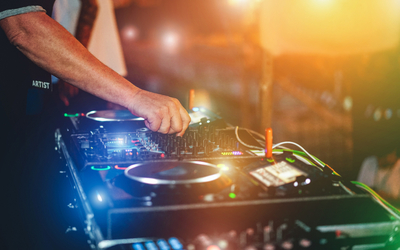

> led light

[
  {"left": 168, "top": 238, "right": 183, "bottom": 250},
  {"left": 145, "top": 241, "right": 158, "bottom": 250},
  {"left": 305, "top": 178, "right": 311, "bottom": 184},
  {"left": 91, "top": 165, "right": 111, "bottom": 171},
  {"left": 192, "top": 107, "right": 200, "bottom": 112},
  {"left": 294, "top": 182, "right": 299, "bottom": 187},
  {"left": 132, "top": 243, "right": 145, "bottom": 250},
  {"left": 221, "top": 151, "right": 243, "bottom": 156},
  {"left": 64, "top": 113, "right": 79, "bottom": 117},
  {"left": 114, "top": 165, "right": 127, "bottom": 170},
  {"left": 229, "top": 193, "right": 236, "bottom": 199}
]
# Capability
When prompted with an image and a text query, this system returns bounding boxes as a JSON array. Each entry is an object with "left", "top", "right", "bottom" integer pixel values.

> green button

[{"left": 286, "top": 157, "right": 295, "bottom": 163}]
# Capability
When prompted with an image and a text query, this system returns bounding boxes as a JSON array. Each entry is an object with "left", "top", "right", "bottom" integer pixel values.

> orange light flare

[{"left": 259, "top": 0, "right": 400, "bottom": 56}]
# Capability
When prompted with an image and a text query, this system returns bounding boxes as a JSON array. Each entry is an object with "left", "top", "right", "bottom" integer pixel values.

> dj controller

[{"left": 55, "top": 108, "right": 400, "bottom": 250}]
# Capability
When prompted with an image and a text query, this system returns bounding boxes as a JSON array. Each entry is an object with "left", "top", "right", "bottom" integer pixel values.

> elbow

[{"left": 7, "top": 29, "right": 29, "bottom": 51}]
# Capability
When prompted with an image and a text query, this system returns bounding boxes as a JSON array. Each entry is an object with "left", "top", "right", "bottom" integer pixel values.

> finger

[
  {"left": 144, "top": 115, "right": 161, "bottom": 132},
  {"left": 158, "top": 115, "right": 171, "bottom": 134},
  {"left": 176, "top": 107, "right": 191, "bottom": 137},
  {"left": 168, "top": 106, "right": 183, "bottom": 134}
]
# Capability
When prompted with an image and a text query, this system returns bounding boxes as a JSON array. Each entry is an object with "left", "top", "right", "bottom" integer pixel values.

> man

[
  {"left": 0, "top": 3, "right": 190, "bottom": 135},
  {"left": 0, "top": 1, "right": 190, "bottom": 249}
]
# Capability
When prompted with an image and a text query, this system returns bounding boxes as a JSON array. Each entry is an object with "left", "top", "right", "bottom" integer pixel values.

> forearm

[{"left": 0, "top": 11, "right": 138, "bottom": 109}]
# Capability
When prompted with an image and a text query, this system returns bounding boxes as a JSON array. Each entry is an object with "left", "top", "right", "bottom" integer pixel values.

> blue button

[
  {"left": 168, "top": 238, "right": 183, "bottom": 250},
  {"left": 145, "top": 241, "right": 158, "bottom": 250},
  {"left": 132, "top": 243, "right": 145, "bottom": 250},
  {"left": 157, "top": 239, "right": 170, "bottom": 250}
]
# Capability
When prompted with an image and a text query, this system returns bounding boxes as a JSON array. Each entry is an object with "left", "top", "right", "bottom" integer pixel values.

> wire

[
  {"left": 272, "top": 141, "right": 325, "bottom": 168},
  {"left": 351, "top": 181, "right": 400, "bottom": 220},
  {"left": 233, "top": 128, "right": 340, "bottom": 175},
  {"left": 234, "top": 126, "right": 264, "bottom": 150},
  {"left": 339, "top": 181, "right": 355, "bottom": 195}
]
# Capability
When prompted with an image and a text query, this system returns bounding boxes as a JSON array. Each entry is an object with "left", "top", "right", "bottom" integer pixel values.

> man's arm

[{"left": 0, "top": 11, "right": 190, "bottom": 136}]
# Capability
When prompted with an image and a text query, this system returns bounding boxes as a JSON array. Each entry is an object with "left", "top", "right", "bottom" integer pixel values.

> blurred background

[{"left": 65, "top": 0, "right": 400, "bottom": 200}]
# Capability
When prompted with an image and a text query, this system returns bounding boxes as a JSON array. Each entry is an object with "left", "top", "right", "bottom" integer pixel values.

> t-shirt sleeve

[{"left": 0, "top": 1, "right": 49, "bottom": 21}]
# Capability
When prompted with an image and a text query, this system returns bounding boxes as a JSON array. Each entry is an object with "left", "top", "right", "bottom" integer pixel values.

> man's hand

[{"left": 128, "top": 90, "right": 191, "bottom": 136}]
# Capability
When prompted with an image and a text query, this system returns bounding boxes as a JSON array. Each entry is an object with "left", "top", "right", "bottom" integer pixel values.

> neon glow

[
  {"left": 91, "top": 165, "right": 111, "bottom": 171},
  {"left": 114, "top": 165, "right": 127, "bottom": 170},
  {"left": 64, "top": 113, "right": 80, "bottom": 117},
  {"left": 221, "top": 151, "right": 243, "bottom": 156}
]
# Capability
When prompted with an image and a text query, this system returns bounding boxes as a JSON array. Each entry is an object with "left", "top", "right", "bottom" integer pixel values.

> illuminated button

[
  {"left": 157, "top": 239, "right": 170, "bottom": 250},
  {"left": 267, "top": 159, "right": 274, "bottom": 163},
  {"left": 168, "top": 238, "right": 183, "bottom": 250},
  {"left": 221, "top": 151, "right": 243, "bottom": 156},
  {"left": 145, "top": 241, "right": 158, "bottom": 250},
  {"left": 132, "top": 243, "right": 145, "bottom": 250}
]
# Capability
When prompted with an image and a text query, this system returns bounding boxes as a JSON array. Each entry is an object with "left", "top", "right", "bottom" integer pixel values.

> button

[
  {"left": 132, "top": 243, "right": 145, "bottom": 250},
  {"left": 168, "top": 238, "right": 183, "bottom": 250},
  {"left": 157, "top": 240, "right": 170, "bottom": 250},
  {"left": 145, "top": 241, "right": 158, "bottom": 250}
]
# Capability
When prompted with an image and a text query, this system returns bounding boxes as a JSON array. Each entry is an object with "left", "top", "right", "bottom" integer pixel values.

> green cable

[
  {"left": 351, "top": 181, "right": 400, "bottom": 217},
  {"left": 273, "top": 148, "right": 340, "bottom": 175}
]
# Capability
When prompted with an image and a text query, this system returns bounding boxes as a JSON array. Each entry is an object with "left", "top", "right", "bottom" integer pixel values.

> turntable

[
  {"left": 55, "top": 110, "right": 400, "bottom": 250},
  {"left": 65, "top": 107, "right": 226, "bottom": 133}
]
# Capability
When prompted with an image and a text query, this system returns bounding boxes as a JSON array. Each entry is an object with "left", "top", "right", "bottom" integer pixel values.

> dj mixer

[{"left": 56, "top": 108, "right": 400, "bottom": 250}]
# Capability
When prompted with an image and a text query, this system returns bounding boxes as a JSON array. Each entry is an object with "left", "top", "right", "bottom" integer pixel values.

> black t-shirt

[{"left": 0, "top": 1, "right": 55, "bottom": 128}]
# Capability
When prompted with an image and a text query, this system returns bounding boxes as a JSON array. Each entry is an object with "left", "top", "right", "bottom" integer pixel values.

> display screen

[
  {"left": 249, "top": 161, "right": 307, "bottom": 187},
  {"left": 189, "top": 112, "right": 210, "bottom": 124}
]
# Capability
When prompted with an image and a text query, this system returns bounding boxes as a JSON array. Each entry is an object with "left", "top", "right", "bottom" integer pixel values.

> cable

[
  {"left": 272, "top": 141, "right": 325, "bottom": 168},
  {"left": 234, "top": 126, "right": 264, "bottom": 150},
  {"left": 339, "top": 181, "right": 355, "bottom": 195},
  {"left": 233, "top": 128, "right": 340, "bottom": 175},
  {"left": 351, "top": 181, "right": 400, "bottom": 220}
]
